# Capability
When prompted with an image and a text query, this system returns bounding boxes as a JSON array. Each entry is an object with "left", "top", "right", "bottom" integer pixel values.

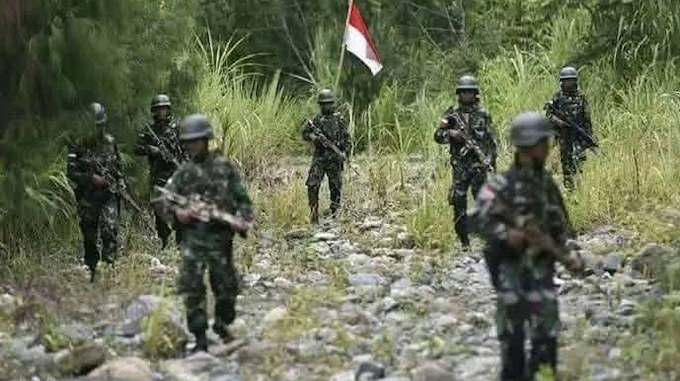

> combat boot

[
  {"left": 192, "top": 332, "right": 208, "bottom": 353},
  {"left": 310, "top": 205, "right": 319, "bottom": 224}
]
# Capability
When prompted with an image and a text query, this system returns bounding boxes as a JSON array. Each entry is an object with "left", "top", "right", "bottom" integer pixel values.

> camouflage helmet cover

[
  {"left": 318, "top": 89, "right": 335, "bottom": 104},
  {"left": 456, "top": 75, "right": 480, "bottom": 93},
  {"left": 559, "top": 66, "right": 578, "bottom": 81},
  {"left": 151, "top": 94, "right": 172, "bottom": 109},
  {"left": 179, "top": 114, "right": 214, "bottom": 141},
  {"left": 91, "top": 102, "right": 107, "bottom": 125},
  {"left": 510, "top": 112, "right": 554, "bottom": 147}
]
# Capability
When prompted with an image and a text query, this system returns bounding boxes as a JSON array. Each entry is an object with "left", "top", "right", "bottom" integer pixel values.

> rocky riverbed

[{"left": 0, "top": 215, "right": 670, "bottom": 381}]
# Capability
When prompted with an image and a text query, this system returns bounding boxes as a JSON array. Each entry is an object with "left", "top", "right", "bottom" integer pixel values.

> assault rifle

[
  {"left": 145, "top": 125, "right": 183, "bottom": 167},
  {"left": 87, "top": 155, "right": 145, "bottom": 215},
  {"left": 307, "top": 120, "right": 360, "bottom": 176},
  {"left": 446, "top": 113, "right": 494, "bottom": 172},
  {"left": 153, "top": 186, "right": 272, "bottom": 242},
  {"left": 549, "top": 114, "right": 598, "bottom": 152},
  {"left": 492, "top": 200, "right": 584, "bottom": 275}
]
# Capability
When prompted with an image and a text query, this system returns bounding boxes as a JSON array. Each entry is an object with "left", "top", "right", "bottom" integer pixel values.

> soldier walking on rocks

[
  {"left": 157, "top": 114, "right": 254, "bottom": 352},
  {"left": 471, "top": 112, "right": 584, "bottom": 381},
  {"left": 545, "top": 66, "right": 597, "bottom": 189},
  {"left": 435, "top": 75, "right": 497, "bottom": 249},
  {"left": 134, "top": 94, "right": 186, "bottom": 247},
  {"left": 67, "top": 103, "right": 123, "bottom": 282},
  {"left": 302, "top": 89, "right": 350, "bottom": 224}
]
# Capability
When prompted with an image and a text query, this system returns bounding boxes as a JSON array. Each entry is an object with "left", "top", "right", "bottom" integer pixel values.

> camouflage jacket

[
  {"left": 67, "top": 133, "right": 122, "bottom": 203},
  {"left": 545, "top": 90, "right": 593, "bottom": 144},
  {"left": 434, "top": 103, "right": 497, "bottom": 169},
  {"left": 471, "top": 163, "right": 574, "bottom": 292},
  {"left": 302, "top": 112, "right": 350, "bottom": 162},
  {"left": 134, "top": 120, "right": 185, "bottom": 185},
  {"left": 161, "top": 150, "right": 253, "bottom": 250}
]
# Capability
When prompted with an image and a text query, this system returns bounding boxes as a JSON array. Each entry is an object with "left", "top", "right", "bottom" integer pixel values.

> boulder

[
  {"left": 56, "top": 341, "right": 106, "bottom": 376},
  {"left": 88, "top": 357, "right": 153, "bottom": 381}
]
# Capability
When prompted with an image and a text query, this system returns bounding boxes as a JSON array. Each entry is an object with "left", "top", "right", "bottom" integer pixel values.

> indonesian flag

[{"left": 344, "top": 1, "right": 383, "bottom": 75}]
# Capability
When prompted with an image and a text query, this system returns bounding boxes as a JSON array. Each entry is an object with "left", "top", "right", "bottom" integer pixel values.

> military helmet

[
  {"left": 510, "top": 112, "right": 554, "bottom": 147},
  {"left": 179, "top": 114, "right": 214, "bottom": 141},
  {"left": 91, "top": 102, "right": 107, "bottom": 125},
  {"left": 151, "top": 94, "right": 172, "bottom": 109},
  {"left": 559, "top": 66, "right": 578, "bottom": 81},
  {"left": 318, "top": 89, "right": 335, "bottom": 104},
  {"left": 455, "top": 75, "right": 480, "bottom": 93}
]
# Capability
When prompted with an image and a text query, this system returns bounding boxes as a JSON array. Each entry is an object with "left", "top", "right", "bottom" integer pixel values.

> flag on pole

[{"left": 344, "top": 1, "right": 383, "bottom": 75}]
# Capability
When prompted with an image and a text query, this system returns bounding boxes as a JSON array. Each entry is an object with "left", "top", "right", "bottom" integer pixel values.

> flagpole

[{"left": 334, "top": 0, "right": 353, "bottom": 92}]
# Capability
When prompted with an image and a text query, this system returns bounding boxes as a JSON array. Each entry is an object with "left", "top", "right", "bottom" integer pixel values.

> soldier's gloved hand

[
  {"left": 447, "top": 129, "right": 463, "bottom": 142},
  {"left": 507, "top": 228, "right": 527, "bottom": 249},
  {"left": 175, "top": 208, "right": 195, "bottom": 225},
  {"left": 92, "top": 174, "right": 106, "bottom": 188}
]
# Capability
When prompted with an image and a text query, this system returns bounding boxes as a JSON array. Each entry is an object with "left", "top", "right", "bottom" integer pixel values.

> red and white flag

[{"left": 344, "top": 1, "right": 383, "bottom": 75}]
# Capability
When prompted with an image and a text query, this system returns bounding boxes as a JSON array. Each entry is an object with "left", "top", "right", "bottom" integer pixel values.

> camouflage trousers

[
  {"left": 306, "top": 158, "right": 343, "bottom": 214},
  {"left": 560, "top": 140, "right": 587, "bottom": 190},
  {"left": 449, "top": 164, "right": 487, "bottom": 246},
  {"left": 178, "top": 241, "right": 239, "bottom": 337},
  {"left": 495, "top": 289, "right": 560, "bottom": 381},
  {"left": 77, "top": 195, "right": 119, "bottom": 271}
]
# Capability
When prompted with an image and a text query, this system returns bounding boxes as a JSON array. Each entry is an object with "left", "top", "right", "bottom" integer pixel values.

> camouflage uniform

[
  {"left": 435, "top": 102, "right": 497, "bottom": 247},
  {"left": 134, "top": 119, "right": 185, "bottom": 245},
  {"left": 67, "top": 133, "right": 121, "bottom": 273},
  {"left": 472, "top": 112, "right": 577, "bottom": 381},
  {"left": 302, "top": 111, "right": 350, "bottom": 218},
  {"left": 545, "top": 91, "right": 593, "bottom": 188},
  {"left": 161, "top": 150, "right": 253, "bottom": 341}
]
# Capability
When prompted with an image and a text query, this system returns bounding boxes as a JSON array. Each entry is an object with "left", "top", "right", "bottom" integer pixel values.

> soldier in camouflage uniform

[
  {"left": 135, "top": 94, "right": 186, "bottom": 247},
  {"left": 471, "top": 112, "right": 584, "bottom": 381},
  {"left": 435, "top": 75, "right": 497, "bottom": 249},
  {"left": 302, "top": 89, "right": 350, "bottom": 224},
  {"left": 545, "top": 66, "right": 596, "bottom": 189},
  {"left": 158, "top": 114, "right": 253, "bottom": 352},
  {"left": 67, "top": 103, "right": 123, "bottom": 282}
]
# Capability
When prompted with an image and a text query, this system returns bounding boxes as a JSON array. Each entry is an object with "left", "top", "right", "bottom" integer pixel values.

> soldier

[
  {"left": 302, "top": 89, "right": 350, "bottom": 224},
  {"left": 545, "top": 66, "right": 596, "bottom": 189},
  {"left": 135, "top": 94, "right": 185, "bottom": 247},
  {"left": 471, "top": 112, "right": 584, "bottom": 381},
  {"left": 435, "top": 75, "right": 497, "bottom": 249},
  {"left": 67, "top": 103, "right": 122, "bottom": 282},
  {"left": 158, "top": 114, "right": 254, "bottom": 352}
]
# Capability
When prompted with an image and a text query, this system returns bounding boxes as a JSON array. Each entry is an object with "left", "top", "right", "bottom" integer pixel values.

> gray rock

[
  {"left": 632, "top": 244, "right": 671, "bottom": 275},
  {"left": 88, "top": 357, "right": 153, "bottom": 381},
  {"left": 284, "top": 228, "right": 308, "bottom": 240},
  {"left": 118, "top": 295, "right": 161, "bottom": 337},
  {"left": 314, "top": 232, "right": 338, "bottom": 241},
  {"left": 412, "top": 362, "right": 456, "bottom": 381},
  {"left": 162, "top": 351, "right": 240, "bottom": 381},
  {"left": 330, "top": 371, "right": 355, "bottom": 381},
  {"left": 55, "top": 341, "right": 106, "bottom": 376},
  {"left": 359, "top": 217, "right": 383, "bottom": 231},
  {"left": 603, "top": 253, "right": 623, "bottom": 274},
  {"left": 0, "top": 293, "right": 17, "bottom": 314},
  {"left": 617, "top": 299, "right": 638, "bottom": 316},
  {"left": 355, "top": 360, "right": 386, "bottom": 381},
  {"left": 262, "top": 306, "right": 288, "bottom": 328},
  {"left": 350, "top": 273, "right": 387, "bottom": 288},
  {"left": 53, "top": 323, "right": 93, "bottom": 348},
  {"left": 236, "top": 341, "right": 278, "bottom": 362}
]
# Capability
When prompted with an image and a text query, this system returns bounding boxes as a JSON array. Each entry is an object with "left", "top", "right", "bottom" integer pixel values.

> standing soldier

[
  {"left": 545, "top": 66, "right": 597, "bottom": 189},
  {"left": 302, "top": 89, "right": 350, "bottom": 224},
  {"left": 135, "top": 94, "right": 185, "bottom": 247},
  {"left": 157, "top": 114, "right": 254, "bottom": 352},
  {"left": 471, "top": 112, "right": 584, "bottom": 381},
  {"left": 67, "top": 103, "right": 122, "bottom": 282},
  {"left": 435, "top": 75, "right": 497, "bottom": 249}
]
